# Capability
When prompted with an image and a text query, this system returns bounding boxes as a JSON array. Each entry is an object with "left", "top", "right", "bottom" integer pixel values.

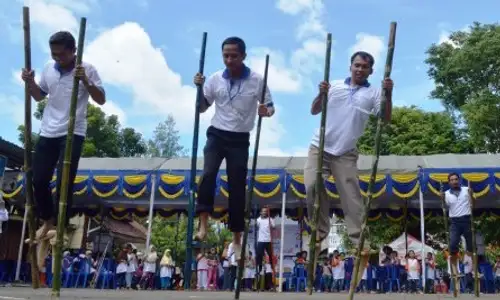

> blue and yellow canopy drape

[{"left": 2, "top": 169, "right": 500, "bottom": 221}]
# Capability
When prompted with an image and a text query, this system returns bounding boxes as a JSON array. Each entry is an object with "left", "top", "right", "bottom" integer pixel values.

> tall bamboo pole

[
  {"left": 184, "top": 32, "right": 207, "bottom": 290},
  {"left": 440, "top": 181, "right": 458, "bottom": 297},
  {"left": 22, "top": 6, "right": 40, "bottom": 289},
  {"left": 51, "top": 17, "right": 86, "bottom": 297},
  {"left": 348, "top": 22, "right": 397, "bottom": 300},
  {"left": 234, "top": 54, "right": 270, "bottom": 300},
  {"left": 468, "top": 181, "right": 480, "bottom": 297},
  {"left": 306, "top": 33, "right": 332, "bottom": 295}
]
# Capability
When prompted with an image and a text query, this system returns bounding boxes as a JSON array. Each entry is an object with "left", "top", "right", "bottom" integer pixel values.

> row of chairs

[{"left": 277, "top": 259, "right": 498, "bottom": 294}]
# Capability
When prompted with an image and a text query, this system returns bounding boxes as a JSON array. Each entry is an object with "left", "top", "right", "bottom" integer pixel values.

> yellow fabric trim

[
  {"left": 158, "top": 186, "right": 184, "bottom": 199},
  {"left": 392, "top": 182, "right": 420, "bottom": 198},
  {"left": 462, "top": 173, "right": 489, "bottom": 182},
  {"left": 1, "top": 185, "right": 23, "bottom": 198},
  {"left": 92, "top": 185, "right": 118, "bottom": 198},
  {"left": 123, "top": 185, "right": 147, "bottom": 199},
  {"left": 161, "top": 174, "right": 185, "bottom": 185},
  {"left": 93, "top": 175, "right": 119, "bottom": 184},
  {"left": 391, "top": 174, "right": 418, "bottom": 183},
  {"left": 124, "top": 175, "right": 147, "bottom": 185}
]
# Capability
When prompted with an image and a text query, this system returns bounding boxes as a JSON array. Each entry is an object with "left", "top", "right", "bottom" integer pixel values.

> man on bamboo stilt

[
  {"left": 192, "top": 37, "right": 275, "bottom": 259},
  {"left": 440, "top": 173, "right": 474, "bottom": 283},
  {"left": 21, "top": 31, "right": 106, "bottom": 241},
  {"left": 304, "top": 51, "right": 393, "bottom": 284}
]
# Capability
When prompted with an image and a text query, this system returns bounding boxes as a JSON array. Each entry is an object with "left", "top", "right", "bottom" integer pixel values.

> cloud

[
  {"left": 11, "top": 69, "right": 41, "bottom": 87},
  {"left": 437, "top": 25, "right": 470, "bottom": 48},
  {"left": 22, "top": 0, "right": 79, "bottom": 34},
  {"left": 84, "top": 22, "right": 215, "bottom": 133},
  {"left": 349, "top": 33, "right": 385, "bottom": 68},
  {"left": 249, "top": 104, "right": 308, "bottom": 157},
  {"left": 0, "top": 94, "right": 25, "bottom": 125},
  {"left": 101, "top": 100, "right": 127, "bottom": 125},
  {"left": 13, "top": 0, "right": 307, "bottom": 157},
  {"left": 246, "top": 48, "right": 302, "bottom": 93}
]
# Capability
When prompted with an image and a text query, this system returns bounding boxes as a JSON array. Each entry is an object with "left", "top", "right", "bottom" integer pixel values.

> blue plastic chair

[
  {"left": 96, "top": 258, "right": 116, "bottom": 289},
  {"left": 479, "top": 263, "right": 494, "bottom": 293},
  {"left": 344, "top": 258, "right": 353, "bottom": 290},
  {"left": 388, "top": 265, "right": 401, "bottom": 292},
  {"left": 73, "top": 258, "right": 92, "bottom": 288},
  {"left": 281, "top": 271, "right": 292, "bottom": 291},
  {"left": 293, "top": 265, "right": 306, "bottom": 292}
]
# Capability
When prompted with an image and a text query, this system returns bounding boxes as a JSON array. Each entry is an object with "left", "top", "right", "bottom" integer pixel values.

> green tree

[
  {"left": 358, "top": 106, "right": 472, "bottom": 155},
  {"left": 18, "top": 100, "right": 147, "bottom": 157},
  {"left": 425, "top": 22, "right": 500, "bottom": 153},
  {"left": 147, "top": 115, "right": 186, "bottom": 158},
  {"left": 357, "top": 106, "right": 474, "bottom": 248},
  {"left": 151, "top": 215, "right": 231, "bottom": 265}
]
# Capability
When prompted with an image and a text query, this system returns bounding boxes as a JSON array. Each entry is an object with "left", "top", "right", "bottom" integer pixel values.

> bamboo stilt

[
  {"left": 51, "top": 18, "right": 87, "bottom": 298},
  {"left": 347, "top": 22, "right": 397, "bottom": 300},
  {"left": 468, "top": 181, "right": 480, "bottom": 297},
  {"left": 22, "top": 6, "right": 40, "bottom": 289},
  {"left": 234, "top": 54, "right": 270, "bottom": 300},
  {"left": 184, "top": 32, "right": 207, "bottom": 290},
  {"left": 306, "top": 33, "right": 332, "bottom": 296}
]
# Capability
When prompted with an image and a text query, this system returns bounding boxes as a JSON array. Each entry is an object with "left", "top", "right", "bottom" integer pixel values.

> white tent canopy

[{"left": 379, "top": 233, "right": 435, "bottom": 262}]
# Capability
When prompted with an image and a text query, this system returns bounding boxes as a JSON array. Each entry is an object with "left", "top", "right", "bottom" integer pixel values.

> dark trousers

[
  {"left": 255, "top": 242, "right": 273, "bottom": 274},
  {"left": 33, "top": 135, "right": 84, "bottom": 225},
  {"left": 407, "top": 279, "right": 418, "bottom": 293},
  {"left": 197, "top": 126, "right": 249, "bottom": 232},
  {"left": 116, "top": 272, "right": 126, "bottom": 288},
  {"left": 449, "top": 215, "right": 473, "bottom": 254},
  {"left": 425, "top": 279, "right": 435, "bottom": 293},
  {"left": 223, "top": 267, "right": 231, "bottom": 290},
  {"left": 229, "top": 265, "right": 237, "bottom": 291}
]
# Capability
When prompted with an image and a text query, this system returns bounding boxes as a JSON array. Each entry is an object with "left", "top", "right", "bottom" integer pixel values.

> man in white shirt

[
  {"left": 255, "top": 207, "right": 275, "bottom": 276},
  {"left": 21, "top": 31, "right": 105, "bottom": 240},
  {"left": 303, "top": 51, "right": 393, "bottom": 279},
  {"left": 440, "top": 173, "right": 474, "bottom": 273},
  {"left": 192, "top": 37, "right": 275, "bottom": 257}
]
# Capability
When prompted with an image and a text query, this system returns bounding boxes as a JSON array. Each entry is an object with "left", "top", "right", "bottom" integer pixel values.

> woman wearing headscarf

[
  {"left": 139, "top": 245, "right": 158, "bottom": 290},
  {"left": 160, "top": 249, "right": 174, "bottom": 290}
]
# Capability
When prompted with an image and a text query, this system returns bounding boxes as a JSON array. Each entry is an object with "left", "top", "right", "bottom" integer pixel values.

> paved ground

[{"left": 0, "top": 288, "right": 494, "bottom": 300}]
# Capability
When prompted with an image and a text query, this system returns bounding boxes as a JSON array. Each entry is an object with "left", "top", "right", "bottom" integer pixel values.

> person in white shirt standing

[
  {"left": 21, "top": 31, "right": 105, "bottom": 240},
  {"left": 255, "top": 207, "right": 275, "bottom": 277},
  {"left": 304, "top": 51, "right": 393, "bottom": 275},
  {"left": 440, "top": 172, "right": 474, "bottom": 280},
  {"left": 462, "top": 253, "right": 473, "bottom": 292},
  {"left": 193, "top": 37, "right": 275, "bottom": 257}
]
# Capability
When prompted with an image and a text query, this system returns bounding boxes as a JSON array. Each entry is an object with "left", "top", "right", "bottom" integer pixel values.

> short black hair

[
  {"left": 221, "top": 36, "right": 246, "bottom": 54},
  {"left": 49, "top": 31, "right": 76, "bottom": 50},
  {"left": 350, "top": 51, "right": 375, "bottom": 67},
  {"left": 448, "top": 172, "right": 460, "bottom": 181}
]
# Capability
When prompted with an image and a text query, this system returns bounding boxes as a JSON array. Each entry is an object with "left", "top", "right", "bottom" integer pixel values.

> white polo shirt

[
  {"left": 444, "top": 186, "right": 471, "bottom": 218},
  {"left": 256, "top": 216, "right": 275, "bottom": 243},
  {"left": 203, "top": 66, "right": 274, "bottom": 133},
  {"left": 310, "top": 78, "right": 381, "bottom": 156},
  {"left": 38, "top": 61, "right": 103, "bottom": 138}
]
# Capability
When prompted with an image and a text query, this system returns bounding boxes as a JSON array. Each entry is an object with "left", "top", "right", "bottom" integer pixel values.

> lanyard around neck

[{"left": 227, "top": 79, "right": 243, "bottom": 101}]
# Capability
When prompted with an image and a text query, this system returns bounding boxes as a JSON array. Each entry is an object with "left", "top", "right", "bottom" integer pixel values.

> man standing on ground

[
  {"left": 304, "top": 51, "right": 393, "bottom": 282},
  {"left": 21, "top": 31, "right": 105, "bottom": 240},
  {"left": 255, "top": 207, "right": 275, "bottom": 278},
  {"left": 192, "top": 37, "right": 275, "bottom": 259}
]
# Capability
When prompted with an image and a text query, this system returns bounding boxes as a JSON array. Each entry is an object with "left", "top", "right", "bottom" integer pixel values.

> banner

[{"left": 246, "top": 219, "right": 301, "bottom": 258}]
